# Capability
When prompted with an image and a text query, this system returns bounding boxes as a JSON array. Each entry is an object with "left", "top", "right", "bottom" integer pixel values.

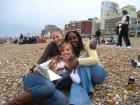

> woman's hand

[
  {"left": 69, "top": 58, "right": 79, "bottom": 70},
  {"left": 89, "top": 42, "right": 96, "bottom": 50},
  {"left": 33, "top": 66, "right": 40, "bottom": 74},
  {"left": 28, "top": 65, "right": 40, "bottom": 74}
]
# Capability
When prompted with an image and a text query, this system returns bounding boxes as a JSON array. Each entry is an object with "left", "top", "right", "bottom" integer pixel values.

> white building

[{"left": 101, "top": 1, "right": 119, "bottom": 30}]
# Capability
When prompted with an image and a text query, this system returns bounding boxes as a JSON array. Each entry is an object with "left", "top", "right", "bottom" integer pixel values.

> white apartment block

[{"left": 101, "top": 1, "right": 119, "bottom": 30}]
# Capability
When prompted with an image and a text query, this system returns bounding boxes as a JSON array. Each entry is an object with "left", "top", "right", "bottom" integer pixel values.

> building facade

[
  {"left": 105, "top": 16, "right": 121, "bottom": 35},
  {"left": 90, "top": 17, "right": 101, "bottom": 35},
  {"left": 119, "top": 5, "right": 136, "bottom": 14},
  {"left": 130, "top": 11, "right": 140, "bottom": 37},
  {"left": 101, "top": 1, "right": 119, "bottom": 30},
  {"left": 41, "top": 25, "right": 62, "bottom": 38},
  {"left": 65, "top": 20, "right": 92, "bottom": 37}
]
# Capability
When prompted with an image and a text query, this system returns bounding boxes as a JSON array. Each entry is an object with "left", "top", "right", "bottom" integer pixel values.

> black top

[
  {"left": 37, "top": 42, "right": 60, "bottom": 64},
  {"left": 95, "top": 30, "right": 101, "bottom": 37}
]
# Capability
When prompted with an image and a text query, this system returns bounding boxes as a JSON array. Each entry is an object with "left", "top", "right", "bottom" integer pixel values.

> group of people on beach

[
  {"left": 4, "top": 30, "right": 106, "bottom": 105},
  {"left": 13, "top": 34, "right": 46, "bottom": 45},
  {"left": 3, "top": 9, "right": 137, "bottom": 105}
]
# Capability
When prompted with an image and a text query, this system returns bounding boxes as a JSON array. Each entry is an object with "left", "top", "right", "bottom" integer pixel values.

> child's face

[{"left": 61, "top": 45, "right": 73, "bottom": 61}]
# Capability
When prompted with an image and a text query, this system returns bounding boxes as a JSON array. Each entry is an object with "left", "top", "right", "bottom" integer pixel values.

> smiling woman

[
  {"left": 60, "top": 42, "right": 75, "bottom": 63},
  {"left": 3, "top": 30, "right": 68, "bottom": 105},
  {"left": 37, "top": 30, "right": 64, "bottom": 64},
  {"left": 5, "top": 42, "right": 78, "bottom": 105},
  {"left": 65, "top": 31, "right": 106, "bottom": 105},
  {"left": 22, "top": 42, "right": 80, "bottom": 104}
]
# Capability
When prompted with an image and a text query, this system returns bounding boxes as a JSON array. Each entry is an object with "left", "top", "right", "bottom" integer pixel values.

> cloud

[{"left": 0, "top": 0, "right": 140, "bottom": 36}]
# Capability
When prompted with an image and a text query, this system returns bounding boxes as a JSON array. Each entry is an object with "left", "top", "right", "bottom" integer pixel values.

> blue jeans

[
  {"left": 96, "top": 37, "right": 100, "bottom": 45},
  {"left": 69, "top": 83, "right": 94, "bottom": 105},
  {"left": 78, "top": 64, "right": 106, "bottom": 94},
  {"left": 68, "top": 64, "right": 106, "bottom": 105},
  {"left": 23, "top": 73, "right": 68, "bottom": 105}
]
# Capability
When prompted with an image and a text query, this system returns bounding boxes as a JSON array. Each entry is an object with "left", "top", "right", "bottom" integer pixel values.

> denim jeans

[
  {"left": 23, "top": 73, "right": 68, "bottom": 105},
  {"left": 78, "top": 64, "right": 106, "bottom": 94},
  {"left": 96, "top": 37, "right": 100, "bottom": 45},
  {"left": 69, "top": 83, "right": 94, "bottom": 105},
  {"left": 68, "top": 64, "right": 106, "bottom": 105}
]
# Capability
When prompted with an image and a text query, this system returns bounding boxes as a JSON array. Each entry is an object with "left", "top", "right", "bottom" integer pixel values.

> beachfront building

[
  {"left": 129, "top": 11, "right": 140, "bottom": 37},
  {"left": 89, "top": 17, "right": 101, "bottom": 36},
  {"left": 104, "top": 13, "right": 120, "bottom": 35},
  {"left": 41, "top": 25, "right": 62, "bottom": 38},
  {"left": 101, "top": 0, "right": 119, "bottom": 31},
  {"left": 118, "top": 5, "right": 136, "bottom": 14},
  {"left": 65, "top": 20, "right": 92, "bottom": 37}
]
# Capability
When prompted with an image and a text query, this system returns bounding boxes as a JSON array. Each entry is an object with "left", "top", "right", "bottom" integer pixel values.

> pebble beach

[{"left": 0, "top": 37, "right": 140, "bottom": 105}]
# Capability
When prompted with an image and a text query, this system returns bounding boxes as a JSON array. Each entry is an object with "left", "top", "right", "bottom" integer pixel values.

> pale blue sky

[{"left": 0, "top": 0, "right": 140, "bottom": 37}]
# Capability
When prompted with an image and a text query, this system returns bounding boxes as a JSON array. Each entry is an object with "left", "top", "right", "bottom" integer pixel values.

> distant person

[
  {"left": 101, "top": 36, "right": 106, "bottom": 44},
  {"left": 107, "top": 35, "right": 116, "bottom": 44},
  {"left": 116, "top": 10, "right": 131, "bottom": 48},
  {"left": 19, "top": 34, "right": 24, "bottom": 41},
  {"left": 95, "top": 29, "right": 101, "bottom": 45},
  {"left": 17, "top": 34, "right": 24, "bottom": 44}
]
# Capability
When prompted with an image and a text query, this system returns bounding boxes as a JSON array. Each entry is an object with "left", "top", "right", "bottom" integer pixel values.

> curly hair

[{"left": 65, "top": 31, "right": 84, "bottom": 57}]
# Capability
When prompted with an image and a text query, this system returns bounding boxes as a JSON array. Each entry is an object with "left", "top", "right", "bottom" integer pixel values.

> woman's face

[
  {"left": 61, "top": 45, "right": 73, "bottom": 61},
  {"left": 51, "top": 31, "right": 64, "bottom": 46},
  {"left": 67, "top": 32, "right": 79, "bottom": 48}
]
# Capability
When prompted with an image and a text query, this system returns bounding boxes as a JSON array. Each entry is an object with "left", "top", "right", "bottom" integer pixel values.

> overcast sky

[{"left": 0, "top": 0, "right": 140, "bottom": 37}]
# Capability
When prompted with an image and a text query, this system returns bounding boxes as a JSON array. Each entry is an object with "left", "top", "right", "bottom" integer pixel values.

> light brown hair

[
  {"left": 50, "top": 30, "right": 63, "bottom": 38},
  {"left": 48, "top": 42, "right": 75, "bottom": 70}
]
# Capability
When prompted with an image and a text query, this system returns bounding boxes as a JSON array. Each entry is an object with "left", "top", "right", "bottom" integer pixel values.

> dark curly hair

[{"left": 65, "top": 31, "right": 84, "bottom": 57}]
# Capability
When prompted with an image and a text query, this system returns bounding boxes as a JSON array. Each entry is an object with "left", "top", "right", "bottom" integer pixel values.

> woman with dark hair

[
  {"left": 116, "top": 10, "right": 131, "bottom": 48},
  {"left": 65, "top": 31, "right": 84, "bottom": 57},
  {"left": 65, "top": 31, "right": 106, "bottom": 105}
]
